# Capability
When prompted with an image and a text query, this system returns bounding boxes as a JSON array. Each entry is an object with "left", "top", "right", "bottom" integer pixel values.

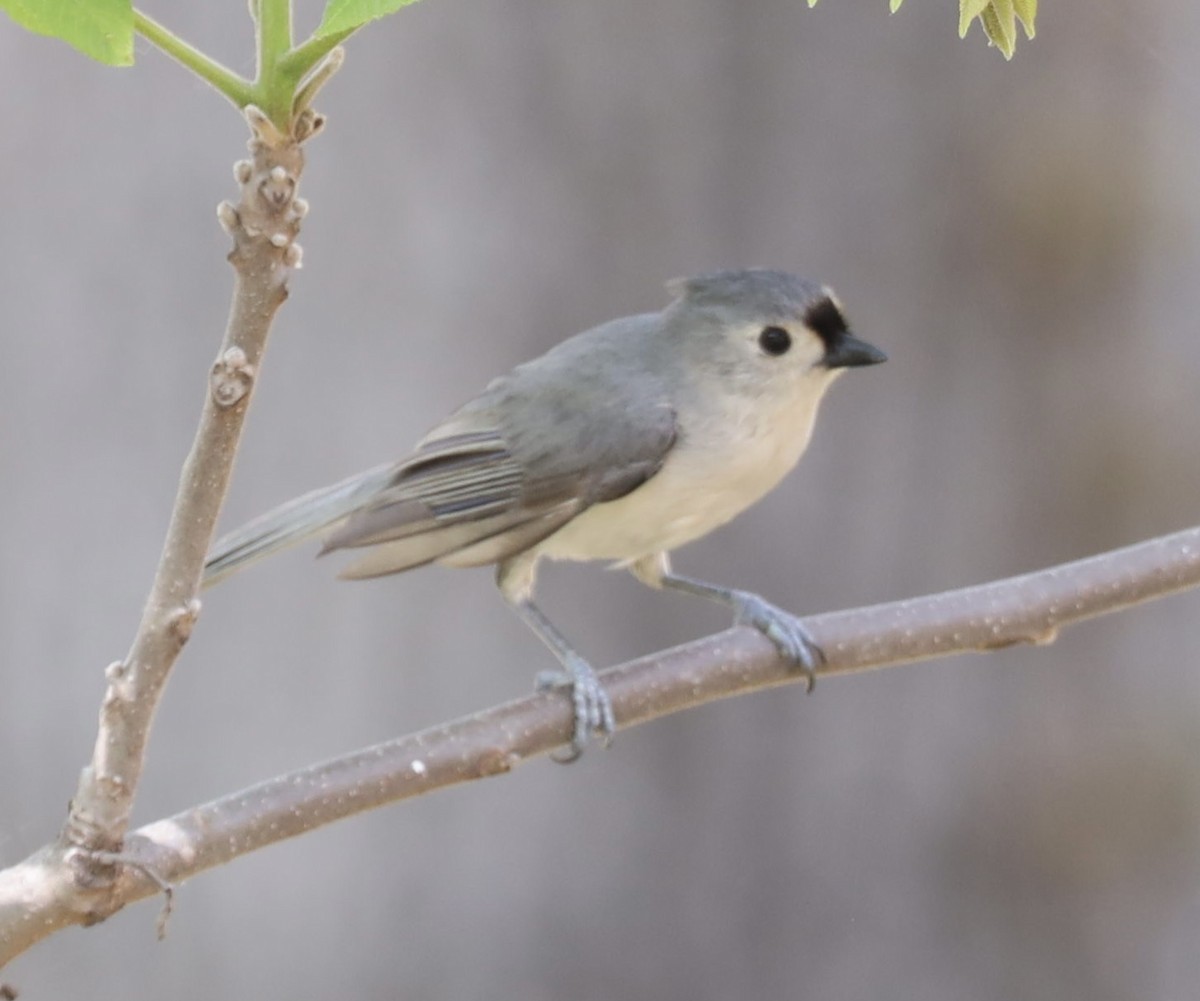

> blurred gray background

[{"left": 4, "top": 1, "right": 1200, "bottom": 998}]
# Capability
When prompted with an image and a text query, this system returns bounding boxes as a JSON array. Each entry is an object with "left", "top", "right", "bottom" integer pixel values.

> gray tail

[{"left": 203, "top": 464, "right": 393, "bottom": 588}]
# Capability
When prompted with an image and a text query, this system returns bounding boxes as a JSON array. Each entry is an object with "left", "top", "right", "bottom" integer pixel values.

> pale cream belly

[{"left": 537, "top": 418, "right": 813, "bottom": 564}]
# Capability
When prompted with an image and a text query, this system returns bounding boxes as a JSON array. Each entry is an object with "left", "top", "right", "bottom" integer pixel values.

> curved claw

[
  {"left": 731, "top": 592, "right": 825, "bottom": 692},
  {"left": 535, "top": 657, "right": 616, "bottom": 762}
]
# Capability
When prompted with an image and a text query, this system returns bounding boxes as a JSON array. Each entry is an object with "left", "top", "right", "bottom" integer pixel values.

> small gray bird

[{"left": 204, "top": 269, "right": 885, "bottom": 758}]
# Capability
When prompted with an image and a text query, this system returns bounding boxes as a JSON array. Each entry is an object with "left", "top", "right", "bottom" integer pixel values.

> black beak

[{"left": 823, "top": 333, "right": 887, "bottom": 369}]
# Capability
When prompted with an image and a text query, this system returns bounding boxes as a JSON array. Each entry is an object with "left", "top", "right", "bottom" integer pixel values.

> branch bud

[{"left": 210, "top": 347, "right": 255, "bottom": 408}]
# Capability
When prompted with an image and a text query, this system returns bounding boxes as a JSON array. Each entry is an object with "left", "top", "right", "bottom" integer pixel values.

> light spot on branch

[
  {"left": 210, "top": 348, "right": 255, "bottom": 408},
  {"left": 216, "top": 202, "right": 239, "bottom": 235},
  {"left": 259, "top": 165, "right": 295, "bottom": 210},
  {"left": 294, "top": 109, "right": 326, "bottom": 143},
  {"left": 243, "top": 105, "right": 284, "bottom": 148},
  {"left": 475, "top": 749, "right": 519, "bottom": 777},
  {"left": 168, "top": 600, "right": 202, "bottom": 644}
]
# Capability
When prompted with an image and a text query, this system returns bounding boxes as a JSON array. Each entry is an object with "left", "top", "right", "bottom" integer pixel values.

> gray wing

[
  {"left": 328, "top": 378, "right": 678, "bottom": 579},
  {"left": 204, "top": 463, "right": 394, "bottom": 587},
  {"left": 207, "top": 314, "right": 679, "bottom": 585}
]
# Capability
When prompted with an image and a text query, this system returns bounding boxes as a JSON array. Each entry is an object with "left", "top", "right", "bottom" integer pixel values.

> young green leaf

[
  {"left": 316, "top": 0, "right": 425, "bottom": 37},
  {"left": 1013, "top": 0, "right": 1037, "bottom": 38},
  {"left": 807, "top": 0, "right": 819, "bottom": 7},
  {"left": 890, "top": 0, "right": 904, "bottom": 12},
  {"left": 981, "top": 0, "right": 1016, "bottom": 58},
  {"left": 958, "top": 0, "right": 990, "bottom": 38},
  {"left": 960, "top": 0, "right": 1035, "bottom": 56},
  {"left": 0, "top": 0, "right": 133, "bottom": 65}
]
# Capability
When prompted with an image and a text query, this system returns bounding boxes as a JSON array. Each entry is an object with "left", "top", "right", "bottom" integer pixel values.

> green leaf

[
  {"left": 316, "top": 0, "right": 425, "bottom": 36},
  {"left": 806, "top": 0, "right": 819, "bottom": 7},
  {"left": 0, "top": 0, "right": 133, "bottom": 64},
  {"left": 889, "top": 0, "right": 904, "bottom": 12},
  {"left": 981, "top": 0, "right": 1016, "bottom": 58},
  {"left": 1013, "top": 0, "right": 1037, "bottom": 38},
  {"left": 958, "top": 0, "right": 990, "bottom": 38},
  {"left": 960, "top": 0, "right": 1034, "bottom": 56}
]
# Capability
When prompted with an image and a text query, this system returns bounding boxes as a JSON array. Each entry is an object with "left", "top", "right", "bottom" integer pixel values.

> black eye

[{"left": 758, "top": 325, "right": 791, "bottom": 356}]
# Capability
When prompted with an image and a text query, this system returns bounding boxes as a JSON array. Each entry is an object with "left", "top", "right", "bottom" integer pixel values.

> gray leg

[
  {"left": 630, "top": 552, "right": 824, "bottom": 690},
  {"left": 496, "top": 555, "right": 615, "bottom": 762},
  {"left": 510, "top": 599, "right": 617, "bottom": 761}
]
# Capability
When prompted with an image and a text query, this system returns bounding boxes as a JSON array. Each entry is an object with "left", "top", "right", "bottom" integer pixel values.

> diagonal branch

[{"left": 3, "top": 524, "right": 1197, "bottom": 965}]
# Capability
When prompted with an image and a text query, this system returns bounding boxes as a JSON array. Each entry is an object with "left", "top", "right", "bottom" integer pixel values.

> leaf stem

[
  {"left": 254, "top": 0, "right": 295, "bottom": 126},
  {"left": 133, "top": 10, "right": 255, "bottom": 108}
]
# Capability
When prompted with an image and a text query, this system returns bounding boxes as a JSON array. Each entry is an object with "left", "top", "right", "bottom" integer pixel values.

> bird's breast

[{"left": 537, "top": 384, "right": 822, "bottom": 563}]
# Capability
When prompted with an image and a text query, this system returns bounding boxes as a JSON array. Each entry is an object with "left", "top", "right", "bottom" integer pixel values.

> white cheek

[{"left": 791, "top": 340, "right": 829, "bottom": 373}]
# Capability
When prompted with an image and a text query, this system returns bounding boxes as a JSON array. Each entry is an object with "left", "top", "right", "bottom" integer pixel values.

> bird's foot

[
  {"left": 535, "top": 656, "right": 616, "bottom": 763},
  {"left": 729, "top": 591, "right": 824, "bottom": 691}
]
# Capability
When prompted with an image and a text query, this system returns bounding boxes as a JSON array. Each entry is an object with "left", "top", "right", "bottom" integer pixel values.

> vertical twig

[{"left": 58, "top": 106, "right": 310, "bottom": 912}]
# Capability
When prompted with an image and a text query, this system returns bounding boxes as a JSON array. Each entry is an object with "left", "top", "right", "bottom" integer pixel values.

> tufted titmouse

[{"left": 205, "top": 269, "right": 886, "bottom": 758}]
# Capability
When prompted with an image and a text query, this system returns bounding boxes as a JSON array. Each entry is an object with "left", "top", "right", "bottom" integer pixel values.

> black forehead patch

[{"left": 803, "top": 297, "right": 849, "bottom": 349}]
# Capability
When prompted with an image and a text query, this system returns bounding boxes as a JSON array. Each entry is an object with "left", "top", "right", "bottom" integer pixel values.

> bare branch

[
  {"left": 3, "top": 524, "right": 1197, "bottom": 965},
  {"left": 56, "top": 111, "right": 310, "bottom": 916}
]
